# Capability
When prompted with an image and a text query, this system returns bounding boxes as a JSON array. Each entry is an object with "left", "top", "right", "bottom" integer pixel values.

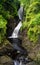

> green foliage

[
  {"left": 20, "top": 0, "right": 40, "bottom": 43},
  {"left": 0, "top": 0, "right": 20, "bottom": 43},
  {"left": 0, "top": 15, "right": 7, "bottom": 43},
  {"left": 27, "top": 14, "right": 40, "bottom": 42},
  {"left": 0, "top": 0, "right": 20, "bottom": 19}
]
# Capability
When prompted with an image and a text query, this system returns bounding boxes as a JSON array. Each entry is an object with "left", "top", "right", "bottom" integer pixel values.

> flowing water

[
  {"left": 18, "top": 5, "right": 23, "bottom": 21},
  {"left": 9, "top": 5, "right": 23, "bottom": 38},
  {"left": 9, "top": 21, "right": 22, "bottom": 38},
  {"left": 8, "top": 5, "right": 32, "bottom": 65},
  {"left": 13, "top": 60, "right": 23, "bottom": 65},
  {"left": 13, "top": 60, "right": 20, "bottom": 65}
]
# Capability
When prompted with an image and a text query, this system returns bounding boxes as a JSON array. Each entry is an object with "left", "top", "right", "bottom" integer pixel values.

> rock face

[
  {"left": 22, "top": 29, "right": 40, "bottom": 63},
  {"left": 0, "top": 39, "right": 13, "bottom": 55},
  {"left": 6, "top": 16, "right": 19, "bottom": 37},
  {"left": 0, "top": 30, "right": 40, "bottom": 65},
  {"left": 0, "top": 56, "right": 12, "bottom": 63},
  {"left": 26, "top": 61, "right": 38, "bottom": 65},
  {"left": 0, "top": 55, "right": 13, "bottom": 65},
  {"left": 0, "top": 39, "right": 14, "bottom": 65}
]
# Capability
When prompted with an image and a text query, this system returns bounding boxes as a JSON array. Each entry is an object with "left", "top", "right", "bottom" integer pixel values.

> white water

[
  {"left": 13, "top": 60, "right": 23, "bottom": 65},
  {"left": 20, "top": 61, "right": 23, "bottom": 65},
  {"left": 14, "top": 60, "right": 20, "bottom": 65},
  {"left": 18, "top": 6, "right": 23, "bottom": 20},
  {"left": 9, "top": 6, "right": 23, "bottom": 38},
  {"left": 9, "top": 21, "right": 22, "bottom": 38}
]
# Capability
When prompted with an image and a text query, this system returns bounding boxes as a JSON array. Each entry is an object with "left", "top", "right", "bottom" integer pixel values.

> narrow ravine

[{"left": 7, "top": 5, "right": 33, "bottom": 65}]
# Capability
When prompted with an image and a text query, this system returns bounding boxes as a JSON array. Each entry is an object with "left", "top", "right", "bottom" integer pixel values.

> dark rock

[{"left": 6, "top": 16, "right": 20, "bottom": 37}]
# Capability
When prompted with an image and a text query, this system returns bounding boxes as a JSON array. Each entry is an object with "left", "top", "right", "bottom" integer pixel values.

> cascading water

[
  {"left": 8, "top": 4, "right": 32, "bottom": 65},
  {"left": 13, "top": 60, "right": 20, "bottom": 65},
  {"left": 18, "top": 5, "right": 24, "bottom": 21},
  {"left": 13, "top": 60, "right": 24, "bottom": 65},
  {"left": 9, "top": 21, "right": 22, "bottom": 38},
  {"left": 8, "top": 4, "right": 25, "bottom": 54},
  {"left": 9, "top": 4, "right": 24, "bottom": 38}
]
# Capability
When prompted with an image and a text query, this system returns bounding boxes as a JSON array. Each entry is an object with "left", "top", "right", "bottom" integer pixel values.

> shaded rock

[
  {"left": 0, "top": 64, "right": 3, "bottom": 65},
  {"left": 0, "top": 55, "right": 13, "bottom": 65},
  {"left": 0, "top": 39, "right": 13, "bottom": 55},
  {"left": 3, "top": 62, "right": 13, "bottom": 65},
  {"left": 0, "top": 55, "right": 12, "bottom": 64},
  {"left": 6, "top": 16, "right": 19, "bottom": 37},
  {"left": 26, "top": 61, "right": 37, "bottom": 65},
  {"left": 22, "top": 29, "right": 40, "bottom": 62},
  {"left": 3, "top": 39, "right": 13, "bottom": 50}
]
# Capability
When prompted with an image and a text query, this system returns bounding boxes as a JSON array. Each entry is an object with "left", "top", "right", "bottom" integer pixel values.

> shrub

[
  {"left": 0, "top": 15, "right": 7, "bottom": 43},
  {"left": 20, "top": 0, "right": 40, "bottom": 43},
  {"left": 0, "top": 0, "right": 20, "bottom": 43}
]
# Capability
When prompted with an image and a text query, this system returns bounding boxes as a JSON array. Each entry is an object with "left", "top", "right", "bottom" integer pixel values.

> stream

[
  {"left": 0, "top": 5, "right": 33, "bottom": 65},
  {"left": 8, "top": 5, "right": 27, "bottom": 65},
  {"left": 7, "top": 5, "right": 33, "bottom": 65}
]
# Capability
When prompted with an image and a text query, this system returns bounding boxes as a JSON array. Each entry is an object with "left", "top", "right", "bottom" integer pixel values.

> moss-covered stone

[
  {"left": 22, "top": 29, "right": 40, "bottom": 63},
  {"left": 0, "top": 55, "right": 13, "bottom": 65}
]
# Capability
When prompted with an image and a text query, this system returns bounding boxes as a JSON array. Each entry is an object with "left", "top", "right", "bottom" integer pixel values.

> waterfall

[
  {"left": 18, "top": 6, "right": 23, "bottom": 20},
  {"left": 8, "top": 5, "right": 28, "bottom": 55},
  {"left": 9, "top": 5, "right": 23, "bottom": 38},
  {"left": 13, "top": 60, "right": 23, "bottom": 65},
  {"left": 20, "top": 61, "right": 23, "bottom": 65},
  {"left": 8, "top": 5, "right": 27, "bottom": 65},
  {"left": 9, "top": 21, "right": 22, "bottom": 38},
  {"left": 13, "top": 60, "right": 20, "bottom": 65}
]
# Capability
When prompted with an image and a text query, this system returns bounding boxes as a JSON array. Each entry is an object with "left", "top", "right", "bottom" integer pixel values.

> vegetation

[
  {"left": 20, "top": 0, "right": 40, "bottom": 43},
  {"left": 0, "top": 15, "right": 7, "bottom": 43},
  {"left": 0, "top": 0, "right": 40, "bottom": 43},
  {"left": 0, "top": 0, "right": 40, "bottom": 65},
  {"left": 0, "top": 0, "right": 20, "bottom": 43}
]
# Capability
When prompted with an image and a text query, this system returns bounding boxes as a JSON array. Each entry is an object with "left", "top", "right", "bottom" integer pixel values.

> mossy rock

[
  {"left": 0, "top": 55, "right": 13, "bottom": 65},
  {"left": 0, "top": 39, "right": 13, "bottom": 55},
  {"left": 22, "top": 29, "right": 40, "bottom": 62}
]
